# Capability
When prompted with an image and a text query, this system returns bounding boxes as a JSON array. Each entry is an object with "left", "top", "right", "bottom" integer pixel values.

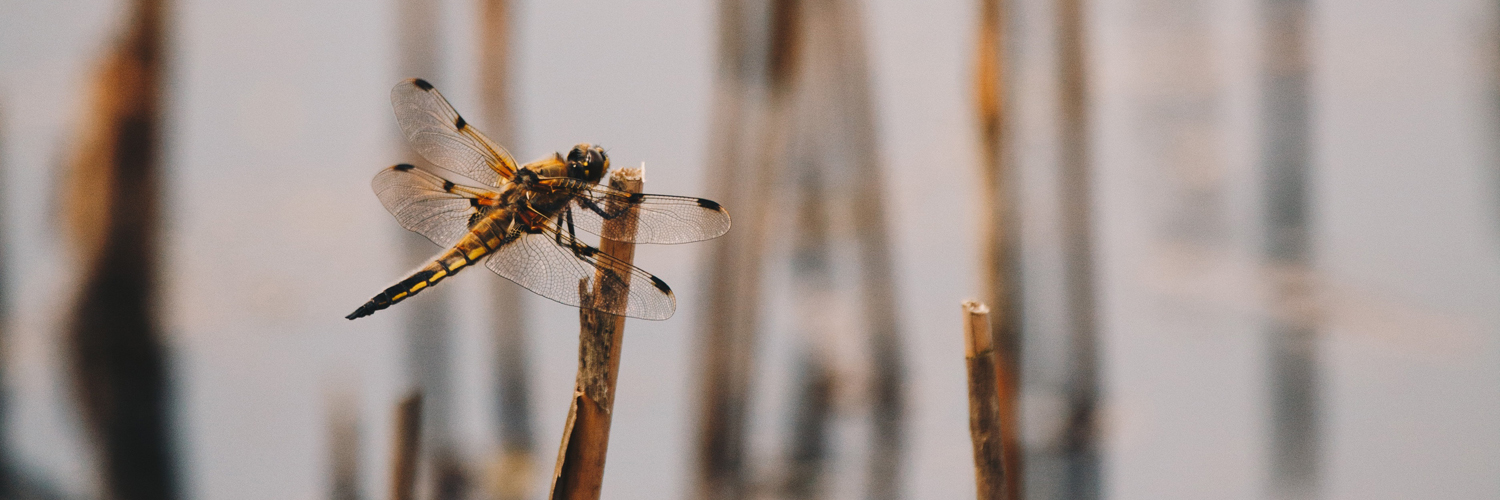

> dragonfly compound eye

[
  {"left": 564, "top": 143, "right": 608, "bottom": 182},
  {"left": 566, "top": 145, "right": 588, "bottom": 164},
  {"left": 587, "top": 146, "right": 609, "bottom": 181}
]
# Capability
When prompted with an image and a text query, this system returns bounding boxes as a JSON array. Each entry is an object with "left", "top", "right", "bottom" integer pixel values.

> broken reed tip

[
  {"left": 612, "top": 164, "right": 644, "bottom": 183},
  {"left": 962, "top": 300, "right": 990, "bottom": 315},
  {"left": 962, "top": 300, "right": 992, "bottom": 358}
]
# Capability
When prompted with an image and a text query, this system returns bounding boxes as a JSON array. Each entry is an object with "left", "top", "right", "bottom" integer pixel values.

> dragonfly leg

[
  {"left": 566, "top": 207, "right": 579, "bottom": 242},
  {"left": 577, "top": 197, "right": 628, "bottom": 220},
  {"left": 563, "top": 207, "right": 590, "bottom": 259}
]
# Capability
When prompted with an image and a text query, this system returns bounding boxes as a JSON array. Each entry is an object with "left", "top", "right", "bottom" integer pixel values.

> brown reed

[
  {"left": 963, "top": 301, "right": 1009, "bottom": 500},
  {"left": 546, "top": 167, "right": 644, "bottom": 500}
]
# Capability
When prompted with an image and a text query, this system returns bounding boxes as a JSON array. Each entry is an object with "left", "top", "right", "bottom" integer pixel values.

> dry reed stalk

[
  {"left": 1261, "top": 0, "right": 1318, "bottom": 497},
  {"left": 325, "top": 390, "right": 363, "bottom": 498},
  {"left": 1054, "top": 0, "right": 1100, "bottom": 497},
  {"left": 781, "top": 355, "right": 833, "bottom": 500},
  {"left": 768, "top": 0, "right": 839, "bottom": 497},
  {"left": 547, "top": 168, "right": 644, "bottom": 500},
  {"left": 972, "top": 0, "right": 1023, "bottom": 497},
  {"left": 394, "top": 0, "right": 464, "bottom": 496},
  {"left": 782, "top": 110, "right": 835, "bottom": 500},
  {"left": 769, "top": 0, "right": 908, "bottom": 495},
  {"left": 63, "top": 0, "right": 178, "bottom": 498},
  {"left": 478, "top": 0, "right": 515, "bottom": 147},
  {"left": 695, "top": 0, "right": 779, "bottom": 496},
  {"left": 390, "top": 392, "right": 424, "bottom": 500},
  {"left": 328, "top": 391, "right": 363, "bottom": 500},
  {"left": 814, "top": 0, "right": 907, "bottom": 493},
  {"left": 963, "top": 301, "right": 1007, "bottom": 500}
]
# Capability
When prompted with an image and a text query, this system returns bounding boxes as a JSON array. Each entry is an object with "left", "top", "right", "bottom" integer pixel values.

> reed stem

[
  {"left": 963, "top": 301, "right": 1008, "bottom": 500},
  {"left": 547, "top": 167, "right": 644, "bottom": 500}
]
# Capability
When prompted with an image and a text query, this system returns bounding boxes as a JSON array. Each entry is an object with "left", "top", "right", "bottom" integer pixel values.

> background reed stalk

[
  {"left": 394, "top": 0, "right": 464, "bottom": 496},
  {"left": 478, "top": 1, "right": 538, "bottom": 498},
  {"left": 390, "top": 392, "right": 424, "bottom": 500},
  {"left": 63, "top": 0, "right": 178, "bottom": 498},
  {"left": 694, "top": 0, "right": 777, "bottom": 497},
  {"left": 1053, "top": 0, "right": 1100, "bottom": 496}
]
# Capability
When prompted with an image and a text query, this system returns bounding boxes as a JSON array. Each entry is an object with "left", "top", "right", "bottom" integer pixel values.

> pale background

[{"left": 1, "top": 0, "right": 1498, "bottom": 499}]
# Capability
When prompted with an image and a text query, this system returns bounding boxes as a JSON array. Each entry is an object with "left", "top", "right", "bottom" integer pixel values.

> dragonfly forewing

[
  {"left": 391, "top": 78, "right": 518, "bottom": 186},
  {"left": 557, "top": 183, "right": 731, "bottom": 244}
]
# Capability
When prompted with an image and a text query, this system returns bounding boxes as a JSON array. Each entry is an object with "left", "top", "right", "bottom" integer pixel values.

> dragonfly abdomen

[{"left": 346, "top": 216, "right": 514, "bottom": 320}]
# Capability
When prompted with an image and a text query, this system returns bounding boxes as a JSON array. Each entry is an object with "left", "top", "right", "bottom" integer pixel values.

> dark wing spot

[
  {"left": 443, "top": 180, "right": 456, "bottom": 192},
  {"left": 696, "top": 198, "right": 722, "bottom": 210},
  {"left": 413, "top": 78, "right": 434, "bottom": 90},
  {"left": 454, "top": 116, "right": 467, "bottom": 129},
  {"left": 649, "top": 275, "right": 672, "bottom": 293},
  {"left": 628, "top": 193, "right": 646, "bottom": 203},
  {"left": 393, "top": 163, "right": 416, "bottom": 171},
  {"left": 577, "top": 246, "right": 598, "bottom": 258},
  {"left": 469, "top": 198, "right": 481, "bottom": 207}
]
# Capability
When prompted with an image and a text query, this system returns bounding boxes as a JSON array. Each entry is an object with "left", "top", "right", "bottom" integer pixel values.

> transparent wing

[
  {"left": 372, "top": 164, "right": 501, "bottom": 247},
  {"left": 483, "top": 223, "right": 677, "bottom": 320},
  {"left": 548, "top": 181, "right": 731, "bottom": 244},
  {"left": 391, "top": 78, "right": 518, "bottom": 186}
]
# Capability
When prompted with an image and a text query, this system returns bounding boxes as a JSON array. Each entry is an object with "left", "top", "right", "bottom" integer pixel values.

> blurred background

[{"left": 1, "top": 0, "right": 1498, "bottom": 499}]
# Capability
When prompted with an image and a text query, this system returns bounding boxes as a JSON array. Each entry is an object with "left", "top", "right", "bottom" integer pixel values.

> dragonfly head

[{"left": 566, "top": 143, "right": 609, "bottom": 183}]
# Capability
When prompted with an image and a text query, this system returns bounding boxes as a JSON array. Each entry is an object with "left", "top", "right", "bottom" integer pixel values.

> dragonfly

[{"left": 347, "top": 78, "right": 730, "bottom": 321}]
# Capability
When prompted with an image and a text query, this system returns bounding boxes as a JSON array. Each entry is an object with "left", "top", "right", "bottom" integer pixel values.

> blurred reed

[
  {"left": 972, "top": 0, "right": 1023, "bottom": 497},
  {"left": 1053, "top": 0, "right": 1101, "bottom": 497},
  {"left": 697, "top": 0, "right": 909, "bottom": 497},
  {"left": 1261, "top": 0, "right": 1319, "bottom": 497},
  {"left": 327, "top": 390, "right": 363, "bottom": 500},
  {"left": 62, "top": 0, "right": 179, "bottom": 498},
  {"left": 780, "top": 7, "right": 835, "bottom": 487},
  {"left": 827, "top": 0, "right": 910, "bottom": 491},
  {"left": 0, "top": 100, "right": 41, "bottom": 500},
  {"left": 694, "top": 0, "right": 778, "bottom": 497},
  {"left": 478, "top": 1, "right": 538, "bottom": 498},
  {"left": 395, "top": 0, "right": 466, "bottom": 496},
  {"left": 390, "top": 392, "right": 424, "bottom": 500}
]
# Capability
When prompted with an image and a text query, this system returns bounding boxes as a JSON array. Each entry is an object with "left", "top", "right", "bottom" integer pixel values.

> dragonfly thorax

[{"left": 514, "top": 167, "right": 541, "bottom": 186}]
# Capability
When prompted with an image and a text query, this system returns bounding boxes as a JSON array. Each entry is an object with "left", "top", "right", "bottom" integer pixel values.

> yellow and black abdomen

[{"left": 346, "top": 217, "right": 512, "bottom": 320}]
